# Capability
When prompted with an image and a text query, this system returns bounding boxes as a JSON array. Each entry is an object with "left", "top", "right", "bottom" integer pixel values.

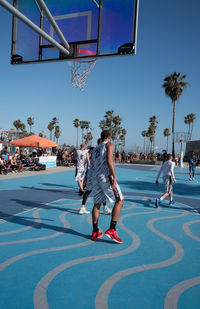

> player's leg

[
  {"left": 156, "top": 177, "right": 170, "bottom": 207},
  {"left": 91, "top": 203, "right": 103, "bottom": 240},
  {"left": 189, "top": 165, "right": 192, "bottom": 180},
  {"left": 102, "top": 179, "right": 124, "bottom": 243},
  {"left": 79, "top": 190, "right": 91, "bottom": 214}
]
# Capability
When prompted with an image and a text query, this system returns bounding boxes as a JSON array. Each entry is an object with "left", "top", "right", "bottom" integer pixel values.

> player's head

[
  {"left": 97, "top": 138, "right": 102, "bottom": 145},
  {"left": 167, "top": 154, "right": 173, "bottom": 161},
  {"left": 101, "top": 130, "right": 111, "bottom": 141},
  {"left": 80, "top": 143, "right": 86, "bottom": 150}
]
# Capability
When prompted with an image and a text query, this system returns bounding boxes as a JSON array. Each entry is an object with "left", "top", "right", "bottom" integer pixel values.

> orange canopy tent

[{"left": 10, "top": 135, "right": 57, "bottom": 148}]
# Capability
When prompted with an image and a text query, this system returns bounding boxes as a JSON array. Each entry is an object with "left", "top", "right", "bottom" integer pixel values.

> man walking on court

[
  {"left": 75, "top": 143, "right": 90, "bottom": 195},
  {"left": 188, "top": 151, "right": 197, "bottom": 181},
  {"left": 91, "top": 130, "right": 124, "bottom": 243},
  {"left": 155, "top": 153, "right": 176, "bottom": 207}
]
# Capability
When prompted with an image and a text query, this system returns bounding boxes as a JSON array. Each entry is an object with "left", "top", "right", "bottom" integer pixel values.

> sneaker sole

[{"left": 105, "top": 233, "right": 122, "bottom": 244}]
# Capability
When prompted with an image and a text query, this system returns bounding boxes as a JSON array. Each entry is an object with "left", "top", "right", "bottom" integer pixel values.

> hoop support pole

[
  {"left": 0, "top": 0, "right": 69, "bottom": 56},
  {"left": 36, "top": 0, "right": 70, "bottom": 50}
]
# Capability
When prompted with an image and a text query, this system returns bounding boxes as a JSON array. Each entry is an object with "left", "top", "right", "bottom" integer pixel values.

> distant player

[
  {"left": 91, "top": 130, "right": 124, "bottom": 243},
  {"left": 155, "top": 154, "right": 176, "bottom": 207},
  {"left": 75, "top": 144, "right": 90, "bottom": 195},
  {"left": 188, "top": 151, "right": 197, "bottom": 181},
  {"left": 79, "top": 141, "right": 112, "bottom": 215}
]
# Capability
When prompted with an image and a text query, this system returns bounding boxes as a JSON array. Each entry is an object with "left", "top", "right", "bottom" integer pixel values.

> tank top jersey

[
  {"left": 92, "top": 141, "right": 110, "bottom": 178},
  {"left": 76, "top": 149, "right": 88, "bottom": 171}
]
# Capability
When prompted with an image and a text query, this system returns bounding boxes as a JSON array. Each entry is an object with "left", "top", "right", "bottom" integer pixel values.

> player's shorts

[
  {"left": 92, "top": 174, "right": 124, "bottom": 204},
  {"left": 75, "top": 168, "right": 86, "bottom": 181},
  {"left": 163, "top": 176, "right": 172, "bottom": 193}
]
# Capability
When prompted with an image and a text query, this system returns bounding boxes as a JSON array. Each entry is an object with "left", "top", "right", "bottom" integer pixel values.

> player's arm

[
  {"left": 86, "top": 152, "right": 90, "bottom": 167},
  {"left": 156, "top": 164, "right": 163, "bottom": 184},
  {"left": 106, "top": 142, "right": 117, "bottom": 189}
]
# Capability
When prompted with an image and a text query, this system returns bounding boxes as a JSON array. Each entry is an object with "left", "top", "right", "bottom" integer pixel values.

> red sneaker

[
  {"left": 105, "top": 228, "right": 123, "bottom": 244},
  {"left": 91, "top": 229, "right": 103, "bottom": 241}
]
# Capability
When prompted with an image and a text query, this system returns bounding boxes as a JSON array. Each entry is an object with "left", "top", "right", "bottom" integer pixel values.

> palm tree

[
  {"left": 162, "top": 72, "right": 188, "bottom": 158},
  {"left": 80, "top": 121, "right": 86, "bottom": 143},
  {"left": 141, "top": 130, "right": 147, "bottom": 153},
  {"left": 185, "top": 113, "right": 196, "bottom": 140},
  {"left": 99, "top": 120, "right": 106, "bottom": 131},
  {"left": 47, "top": 122, "right": 54, "bottom": 140},
  {"left": 189, "top": 113, "right": 196, "bottom": 140},
  {"left": 104, "top": 110, "right": 114, "bottom": 133},
  {"left": 73, "top": 118, "right": 80, "bottom": 148},
  {"left": 163, "top": 128, "right": 170, "bottom": 152},
  {"left": 51, "top": 117, "right": 59, "bottom": 141},
  {"left": 54, "top": 125, "right": 61, "bottom": 144},
  {"left": 13, "top": 120, "right": 22, "bottom": 138},
  {"left": 27, "top": 117, "right": 34, "bottom": 133}
]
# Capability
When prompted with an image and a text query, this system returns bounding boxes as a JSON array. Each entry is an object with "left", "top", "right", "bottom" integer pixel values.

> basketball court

[{"left": 0, "top": 165, "right": 199, "bottom": 309}]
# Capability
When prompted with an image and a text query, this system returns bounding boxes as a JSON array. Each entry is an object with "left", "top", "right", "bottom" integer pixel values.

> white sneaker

[
  {"left": 79, "top": 207, "right": 90, "bottom": 215},
  {"left": 103, "top": 206, "right": 112, "bottom": 215}
]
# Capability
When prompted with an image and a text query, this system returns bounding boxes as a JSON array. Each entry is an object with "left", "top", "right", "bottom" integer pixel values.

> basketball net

[{"left": 68, "top": 49, "right": 97, "bottom": 91}]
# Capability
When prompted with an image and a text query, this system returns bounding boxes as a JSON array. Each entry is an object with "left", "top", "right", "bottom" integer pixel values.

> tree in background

[
  {"left": 73, "top": 118, "right": 80, "bottom": 148},
  {"left": 141, "top": 130, "right": 147, "bottom": 153},
  {"left": 54, "top": 125, "right": 61, "bottom": 144},
  {"left": 51, "top": 117, "right": 59, "bottom": 141},
  {"left": 47, "top": 122, "right": 54, "bottom": 140},
  {"left": 13, "top": 120, "right": 22, "bottom": 138},
  {"left": 27, "top": 117, "right": 34, "bottom": 133},
  {"left": 184, "top": 113, "right": 196, "bottom": 140},
  {"left": 99, "top": 110, "right": 126, "bottom": 152},
  {"left": 162, "top": 72, "right": 188, "bottom": 158},
  {"left": 163, "top": 128, "right": 170, "bottom": 152}
]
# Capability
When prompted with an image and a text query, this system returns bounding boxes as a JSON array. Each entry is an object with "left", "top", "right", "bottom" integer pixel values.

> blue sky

[{"left": 0, "top": 0, "right": 200, "bottom": 152}]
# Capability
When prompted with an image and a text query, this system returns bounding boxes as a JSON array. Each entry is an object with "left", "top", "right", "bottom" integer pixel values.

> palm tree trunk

[
  {"left": 190, "top": 122, "right": 193, "bottom": 140},
  {"left": 143, "top": 137, "right": 145, "bottom": 153},
  {"left": 172, "top": 101, "right": 176, "bottom": 158},
  {"left": 167, "top": 136, "right": 168, "bottom": 152},
  {"left": 76, "top": 128, "right": 79, "bottom": 148}
]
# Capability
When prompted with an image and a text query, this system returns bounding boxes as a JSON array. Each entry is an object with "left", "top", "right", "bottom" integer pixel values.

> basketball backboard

[{"left": 11, "top": 0, "right": 139, "bottom": 64}]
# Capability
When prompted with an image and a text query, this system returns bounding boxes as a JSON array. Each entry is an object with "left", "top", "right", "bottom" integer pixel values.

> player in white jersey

[
  {"left": 75, "top": 144, "right": 90, "bottom": 195},
  {"left": 91, "top": 130, "right": 124, "bottom": 243},
  {"left": 155, "top": 153, "right": 176, "bottom": 207}
]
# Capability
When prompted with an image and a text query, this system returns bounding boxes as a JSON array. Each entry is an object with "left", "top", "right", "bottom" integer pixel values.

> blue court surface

[{"left": 0, "top": 165, "right": 199, "bottom": 309}]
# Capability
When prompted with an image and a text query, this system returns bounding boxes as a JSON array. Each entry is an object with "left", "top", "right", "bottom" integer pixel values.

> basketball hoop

[{"left": 68, "top": 49, "right": 97, "bottom": 91}]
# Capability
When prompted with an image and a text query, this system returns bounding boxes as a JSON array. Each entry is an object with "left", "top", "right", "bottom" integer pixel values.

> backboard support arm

[
  {"left": 36, "top": 0, "right": 70, "bottom": 50},
  {"left": 0, "top": 0, "right": 69, "bottom": 56}
]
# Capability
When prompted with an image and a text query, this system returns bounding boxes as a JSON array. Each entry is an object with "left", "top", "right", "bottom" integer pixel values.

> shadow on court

[{"left": 119, "top": 180, "right": 200, "bottom": 196}]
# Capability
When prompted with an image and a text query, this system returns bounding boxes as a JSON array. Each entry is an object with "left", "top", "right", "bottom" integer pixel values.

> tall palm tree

[
  {"left": 13, "top": 120, "right": 22, "bottom": 138},
  {"left": 162, "top": 72, "right": 188, "bottom": 158},
  {"left": 51, "top": 117, "right": 59, "bottom": 141},
  {"left": 54, "top": 125, "right": 61, "bottom": 144},
  {"left": 104, "top": 110, "right": 114, "bottom": 133},
  {"left": 141, "top": 130, "right": 147, "bottom": 153},
  {"left": 47, "top": 122, "right": 54, "bottom": 140},
  {"left": 189, "top": 113, "right": 196, "bottom": 140},
  {"left": 73, "top": 118, "right": 80, "bottom": 148},
  {"left": 27, "top": 117, "right": 34, "bottom": 133},
  {"left": 80, "top": 121, "right": 87, "bottom": 144},
  {"left": 184, "top": 115, "right": 190, "bottom": 140},
  {"left": 99, "top": 120, "right": 106, "bottom": 131},
  {"left": 163, "top": 128, "right": 170, "bottom": 152}
]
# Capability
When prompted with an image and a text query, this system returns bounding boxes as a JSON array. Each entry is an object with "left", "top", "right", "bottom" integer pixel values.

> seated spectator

[
  {"left": 0, "top": 155, "right": 8, "bottom": 175},
  {"left": 15, "top": 154, "right": 23, "bottom": 172}
]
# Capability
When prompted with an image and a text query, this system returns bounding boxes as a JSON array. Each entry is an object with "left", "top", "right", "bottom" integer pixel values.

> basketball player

[
  {"left": 155, "top": 154, "right": 176, "bottom": 206},
  {"left": 75, "top": 144, "right": 90, "bottom": 195},
  {"left": 91, "top": 130, "right": 124, "bottom": 243},
  {"left": 79, "top": 141, "right": 112, "bottom": 215},
  {"left": 188, "top": 151, "right": 197, "bottom": 181}
]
